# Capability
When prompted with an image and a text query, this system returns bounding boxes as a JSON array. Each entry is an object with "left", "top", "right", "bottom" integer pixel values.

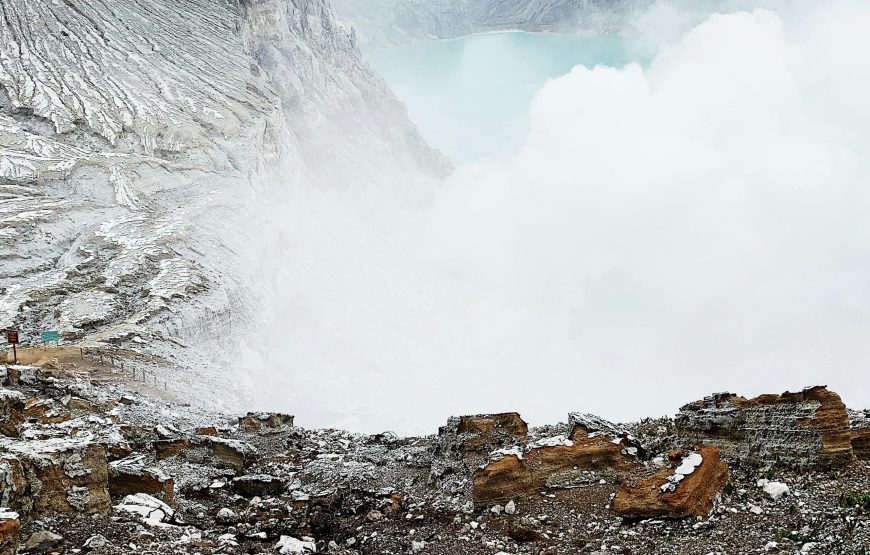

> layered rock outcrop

[
  {"left": 108, "top": 455, "right": 174, "bottom": 504},
  {"left": 239, "top": 412, "right": 295, "bottom": 433},
  {"left": 434, "top": 413, "right": 528, "bottom": 459},
  {"left": 0, "top": 435, "right": 111, "bottom": 516},
  {"left": 675, "top": 386, "right": 853, "bottom": 468},
  {"left": 473, "top": 432, "right": 641, "bottom": 503},
  {"left": 155, "top": 435, "right": 256, "bottom": 471},
  {"left": 612, "top": 445, "right": 729, "bottom": 519},
  {"left": 438, "top": 412, "right": 645, "bottom": 504}
]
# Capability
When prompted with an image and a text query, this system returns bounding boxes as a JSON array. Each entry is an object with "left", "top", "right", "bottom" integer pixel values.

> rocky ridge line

[{"left": 1, "top": 361, "right": 870, "bottom": 554}]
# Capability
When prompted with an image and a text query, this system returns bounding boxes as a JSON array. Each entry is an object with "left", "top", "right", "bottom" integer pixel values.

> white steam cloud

[{"left": 250, "top": 1, "right": 870, "bottom": 434}]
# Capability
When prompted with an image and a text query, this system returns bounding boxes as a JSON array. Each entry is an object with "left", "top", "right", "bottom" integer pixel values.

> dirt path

[{"left": 3, "top": 344, "right": 186, "bottom": 403}]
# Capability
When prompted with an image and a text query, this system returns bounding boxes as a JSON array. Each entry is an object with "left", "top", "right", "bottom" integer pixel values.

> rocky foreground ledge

[{"left": 1, "top": 364, "right": 870, "bottom": 554}]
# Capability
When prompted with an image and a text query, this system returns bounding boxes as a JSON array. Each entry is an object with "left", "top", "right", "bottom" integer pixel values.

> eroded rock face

[
  {"left": 231, "top": 474, "right": 288, "bottom": 497},
  {"left": 434, "top": 413, "right": 528, "bottom": 460},
  {"left": 155, "top": 436, "right": 255, "bottom": 471},
  {"left": 473, "top": 433, "right": 641, "bottom": 504},
  {"left": 569, "top": 412, "right": 647, "bottom": 459},
  {"left": 238, "top": 412, "right": 295, "bottom": 433},
  {"left": 0, "top": 435, "right": 110, "bottom": 516},
  {"left": 612, "top": 445, "right": 729, "bottom": 519},
  {"left": 851, "top": 429, "right": 870, "bottom": 460},
  {"left": 430, "top": 413, "right": 530, "bottom": 494},
  {"left": 0, "top": 510, "right": 19, "bottom": 555},
  {"left": 0, "top": 390, "right": 24, "bottom": 438},
  {"left": 109, "top": 454, "right": 174, "bottom": 504},
  {"left": 675, "top": 386, "right": 853, "bottom": 468}
]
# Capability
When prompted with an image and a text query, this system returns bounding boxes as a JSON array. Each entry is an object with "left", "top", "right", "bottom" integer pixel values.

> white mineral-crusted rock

[
  {"left": 0, "top": 0, "right": 447, "bottom": 409},
  {"left": 276, "top": 535, "right": 317, "bottom": 554},
  {"left": 114, "top": 493, "right": 178, "bottom": 527},
  {"left": 760, "top": 480, "right": 790, "bottom": 501}
]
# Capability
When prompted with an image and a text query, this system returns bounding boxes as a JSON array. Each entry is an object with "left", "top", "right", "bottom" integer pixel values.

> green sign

[{"left": 41, "top": 330, "right": 60, "bottom": 343}]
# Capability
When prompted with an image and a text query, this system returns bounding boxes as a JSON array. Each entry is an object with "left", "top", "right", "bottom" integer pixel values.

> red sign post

[{"left": 4, "top": 329, "right": 19, "bottom": 364}]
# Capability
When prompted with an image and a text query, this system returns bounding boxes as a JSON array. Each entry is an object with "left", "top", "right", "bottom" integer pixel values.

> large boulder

[
  {"left": 108, "top": 454, "right": 174, "bottom": 504},
  {"left": 612, "top": 445, "right": 729, "bottom": 519},
  {"left": 0, "top": 391, "right": 24, "bottom": 438},
  {"left": 154, "top": 436, "right": 255, "bottom": 471},
  {"left": 114, "top": 493, "right": 179, "bottom": 527},
  {"left": 430, "top": 412, "right": 529, "bottom": 492},
  {"left": 473, "top": 432, "right": 641, "bottom": 504},
  {"left": 435, "top": 413, "right": 528, "bottom": 460},
  {"left": 568, "top": 412, "right": 647, "bottom": 458},
  {"left": 0, "top": 510, "right": 19, "bottom": 555},
  {"left": 675, "top": 386, "right": 853, "bottom": 468},
  {"left": 0, "top": 434, "right": 111, "bottom": 516}
]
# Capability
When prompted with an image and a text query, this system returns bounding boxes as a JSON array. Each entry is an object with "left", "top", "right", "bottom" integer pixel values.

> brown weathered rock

[
  {"left": 612, "top": 445, "right": 729, "bottom": 520},
  {"left": 473, "top": 433, "right": 640, "bottom": 503},
  {"left": 21, "top": 399, "right": 71, "bottom": 425},
  {"left": 195, "top": 426, "right": 218, "bottom": 436},
  {"left": 851, "top": 428, "right": 870, "bottom": 460},
  {"left": 238, "top": 412, "right": 294, "bottom": 432},
  {"left": 3, "top": 367, "right": 37, "bottom": 387},
  {"left": 675, "top": 386, "right": 853, "bottom": 468},
  {"left": 0, "top": 390, "right": 23, "bottom": 417},
  {"left": 569, "top": 413, "right": 647, "bottom": 459},
  {"left": 109, "top": 454, "right": 174, "bottom": 504},
  {"left": 0, "top": 510, "right": 19, "bottom": 555},
  {"left": 0, "top": 390, "right": 24, "bottom": 439},
  {"left": 155, "top": 436, "right": 255, "bottom": 470},
  {"left": 435, "top": 413, "right": 528, "bottom": 460},
  {"left": 0, "top": 436, "right": 111, "bottom": 516}
]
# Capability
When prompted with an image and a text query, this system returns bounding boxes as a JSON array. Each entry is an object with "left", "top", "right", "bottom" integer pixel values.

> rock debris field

[{"left": 1, "top": 361, "right": 870, "bottom": 555}]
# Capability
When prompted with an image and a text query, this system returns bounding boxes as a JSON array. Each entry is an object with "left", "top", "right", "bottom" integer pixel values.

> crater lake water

[{"left": 368, "top": 32, "right": 638, "bottom": 163}]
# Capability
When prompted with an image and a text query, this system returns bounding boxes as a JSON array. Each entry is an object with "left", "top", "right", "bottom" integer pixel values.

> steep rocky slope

[
  {"left": 0, "top": 0, "right": 448, "bottom": 407},
  {"left": 331, "top": 0, "right": 641, "bottom": 46}
]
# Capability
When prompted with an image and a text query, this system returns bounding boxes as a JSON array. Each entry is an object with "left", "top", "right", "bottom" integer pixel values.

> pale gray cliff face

[
  {"left": 0, "top": 0, "right": 447, "bottom": 406},
  {"left": 331, "top": 0, "right": 642, "bottom": 46}
]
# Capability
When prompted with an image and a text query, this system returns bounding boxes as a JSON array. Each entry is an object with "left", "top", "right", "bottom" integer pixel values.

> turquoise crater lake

[{"left": 368, "top": 32, "right": 637, "bottom": 164}]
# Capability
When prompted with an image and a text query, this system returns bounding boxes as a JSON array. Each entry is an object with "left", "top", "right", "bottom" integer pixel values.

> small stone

[
  {"left": 216, "top": 508, "right": 237, "bottom": 523},
  {"left": 275, "top": 535, "right": 316, "bottom": 554},
  {"left": 762, "top": 481, "right": 790, "bottom": 501},
  {"left": 504, "top": 500, "right": 517, "bottom": 515},
  {"left": 24, "top": 531, "right": 64, "bottom": 553},
  {"left": 411, "top": 540, "right": 426, "bottom": 552},
  {"left": 83, "top": 534, "right": 108, "bottom": 550},
  {"left": 366, "top": 510, "right": 384, "bottom": 522}
]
